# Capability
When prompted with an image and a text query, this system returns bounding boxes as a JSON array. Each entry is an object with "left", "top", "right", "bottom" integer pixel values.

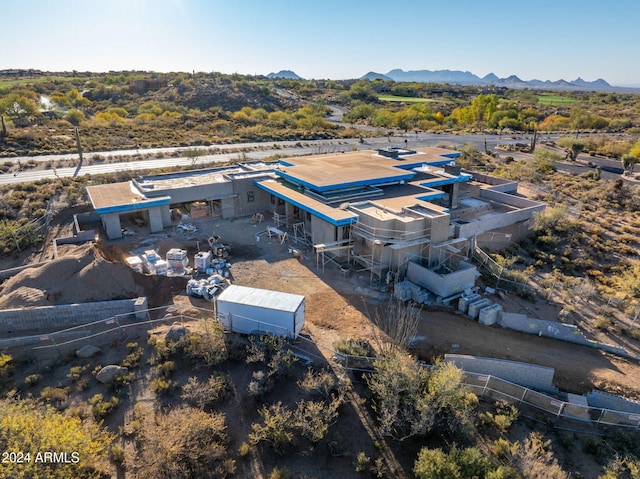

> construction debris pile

[{"left": 186, "top": 273, "right": 231, "bottom": 301}]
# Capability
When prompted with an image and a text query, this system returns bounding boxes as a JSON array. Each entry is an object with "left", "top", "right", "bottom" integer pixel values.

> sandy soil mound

[{"left": 0, "top": 242, "right": 186, "bottom": 309}]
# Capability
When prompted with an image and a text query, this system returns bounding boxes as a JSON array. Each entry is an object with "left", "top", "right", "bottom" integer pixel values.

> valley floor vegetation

[{"left": 5, "top": 312, "right": 640, "bottom": 479}]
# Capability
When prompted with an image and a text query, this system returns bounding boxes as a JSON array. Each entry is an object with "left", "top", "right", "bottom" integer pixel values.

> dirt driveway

[{"left": 112, "top": 214, "right": 640, "bottom": 402}]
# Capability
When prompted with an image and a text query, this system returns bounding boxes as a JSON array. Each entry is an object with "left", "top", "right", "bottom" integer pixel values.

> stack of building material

[
  {"left": 125, "top": 256, "right": 143, "bottom": 273},
  {"left": 394, "top": 280, "right": 421, "bottom": 301},
  {"left": 468, "top": 298, "right": 491, "bottom": 319},
  {"left": 141, "top": 250, "right": 167, "bottom": 275},
  {"left": 141, "top": 250, "right": 159, "bottom": 274},
  {"left": 194, "top": 251, "right": 212, "bottom": 273},
  {"left": 413, "top": 289, "right": 431, "bottom": 305},
  {"left": 166, "top": 248, "right": 189, "bottom": 275},
  {"left": 210, "top": 258, "right": 231, "bottom": 277},
  {"left": 458, "top": 293, "right": 481, "bottom": 314},
  {"left": 479, "top": 303, "right": 502, "bottom": 326},
  {"left": 154, "top": 259, "right": 168, "bottom": 276}
]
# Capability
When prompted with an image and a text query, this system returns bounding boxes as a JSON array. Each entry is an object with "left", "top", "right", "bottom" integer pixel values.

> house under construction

[{"left": 87, "top": 146, "right": 545, "bottom": 297}]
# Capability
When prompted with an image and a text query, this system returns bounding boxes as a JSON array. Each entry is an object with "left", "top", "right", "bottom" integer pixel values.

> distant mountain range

[
  {"left": 361, "top": 69, "right": 616, "bottom": 92},
  {"left": 267, "top": 68, "right": 635, "bottom": 92}
]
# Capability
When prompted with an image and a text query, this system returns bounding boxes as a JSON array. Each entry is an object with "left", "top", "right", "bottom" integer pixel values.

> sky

[{"left": 3, "top": 0, "right": 640, "bottom": 87}]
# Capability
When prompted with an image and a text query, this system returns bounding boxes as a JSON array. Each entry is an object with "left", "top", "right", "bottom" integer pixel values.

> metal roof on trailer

[{"left": 216, "top": 285, "right": 304, "bottom": 313}]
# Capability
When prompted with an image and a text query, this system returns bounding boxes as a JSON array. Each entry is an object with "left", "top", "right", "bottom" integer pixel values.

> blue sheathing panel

[
  {"left": 96, "top": 198, "right": 170, "bottom": 215},
  {"left": 255, "top": 181, "right": 358, "bottom": 227},
  {"left": 274, "top": 169, "right": 416, "bottom": 193}
]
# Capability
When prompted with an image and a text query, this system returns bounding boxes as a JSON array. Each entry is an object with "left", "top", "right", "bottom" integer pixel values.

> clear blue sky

[{"left": 3, "top": 0, "right": 639, "bottom": 86}]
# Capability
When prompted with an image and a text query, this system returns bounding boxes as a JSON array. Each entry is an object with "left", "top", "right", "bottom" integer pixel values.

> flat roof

[
  {"left": 135, "top": 162, "right": 278, "bottom": 192},
  {"left": 217, "top": 285, "right": 304, "bottom": 313},
  {"left": 86, "top": 183, "right": 170, "bottom": 214},
  {"left": 256, "top": 179, "right": 359, "bottom": 226},
  {"left": 276, "top": 147, "right": 461, "bottom": 193}
]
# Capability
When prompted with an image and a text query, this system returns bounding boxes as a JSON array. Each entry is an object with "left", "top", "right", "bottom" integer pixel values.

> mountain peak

[{"left": 267, "top": 70, "right": 302, "bottom": 80}]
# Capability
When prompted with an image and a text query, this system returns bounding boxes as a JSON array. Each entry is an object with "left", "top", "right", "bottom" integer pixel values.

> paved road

[
  {"left": 2, "top": 131, "right": 631, "bottom": 186},
  {"left": 0, "top": 134, "right": 538, "bottom": 185}
]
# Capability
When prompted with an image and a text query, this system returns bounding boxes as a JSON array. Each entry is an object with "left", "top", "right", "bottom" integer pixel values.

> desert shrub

[
  {"left": 355, "top": 451, "right": 370, "bottom": 473},
  {"left": 0, "top": 397, "right": 113, "bottom": 478},
  {"left": 150, "top": 377, "right": 177, "bottom": 396},
  {"left": 333, "top": 338, "right": 371, "bottom": 357},
  {"left": 514, "top": 433, "right": 569, "bottom": 477},
  {"left": 156, "top": 360, "right": 175, "bottom": 378},
  {"left": 366, "top": 356, "right": 477, "bottom": 441},
  {"left": 110, "top": 371, "right": 135, "bottom": 392},
  {"left": 293, "top": 399, "right": 340, "bottom": 444},
  {"left": 249, "top": 402, "right": 294, "bottom": 455},
  {"left": 0, "top": 353, "right": 14, "bottom": 392},
  {"left": 24, "top": 373, "right": 42, "bottom": 386},
  {"left": 181, "top": 321, "right": 227, "bottom": 366},
  {"left": 238, "top": 441, "right": 250, "bottom": 457},
  {"left": 246, "top": 333, "right": 298, "bottom": 396},
  {"left": 89, "top": 393, "right": 119, "bottom": 419},
  {"left": 130, "top": 406, "right": 231, "bottom": 479},
  {"left": 413, "top": 447, "right": 484, "bottom": 479},
  {"left": 180, "top": 374, "right": 228, "bottom": 409},
  {"left": 583, "top": 437, "right": 608, "bottom": 464},
  {"left": 268, "top": 467, "right": 292, "bottom": 479},
  {"left": 67, "top": 364, "right": 89, "bottom": 381},
  {"left": 147, "top": 333, "right": 171, "bottom": 362},
  {"left": 478, "top": 400, "right": 520, "bottom": 433},
  {"left": 40, "top": 386, "right": 70, "bottom": 409},
  {"left": 298, "top": 367, "right": 343, "bottom": 400},
  {"left": 120, "top": 342, "right": 144, "bottom": 368},
  {"left": 111, "top": 444, "right": 125, "bottom": 465}
]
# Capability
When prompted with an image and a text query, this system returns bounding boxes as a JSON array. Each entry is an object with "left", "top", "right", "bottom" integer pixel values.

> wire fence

[
  {"left": 462, "top": 372, "right": 640, "bottom": 434},
  {"left": 4, "top": 305, "right": 215, "bottom": 357},
  {"left": 6, "top": 303, "right": 640, "bottom": 435},
  {"left": 0, "top": 200, "right": 55, "bottom": 257},
  {"left": 472, "top": 245, "right": 538, "bottom": 297}
]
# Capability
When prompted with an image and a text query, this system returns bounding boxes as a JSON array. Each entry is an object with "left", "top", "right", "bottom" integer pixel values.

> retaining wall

[
  {"left": 0, "top": 297, "right": 147, "bottom": 334},
  {"left": 498, "top": 312, "right": 631, "bottom": 358},
  {"left": 587, "top": 390, "right": 640, "bottom": 415},
  {"left": 445, "top": 353, "right": 558, "bottom": 393}
]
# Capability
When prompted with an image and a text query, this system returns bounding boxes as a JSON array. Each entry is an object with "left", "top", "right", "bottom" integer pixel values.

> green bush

[
  {"left": 89, "top": 393, "right": 119, "bottom": 419},
  {"left": 24, "top": 373, "right": 42, "bottom": 386}
]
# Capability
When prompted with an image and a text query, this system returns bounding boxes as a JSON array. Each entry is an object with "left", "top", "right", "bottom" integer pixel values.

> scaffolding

[
  {"left": 314, "top": 239, "right": 353, "bottom": 272},
  {"left": 292, "top": 222, "right": 311, "bottom": 246}
]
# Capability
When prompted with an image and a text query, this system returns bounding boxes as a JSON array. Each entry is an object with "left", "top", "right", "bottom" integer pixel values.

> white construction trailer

[{"left": 215, "top": 285, "right": 305, "bottom": 339}]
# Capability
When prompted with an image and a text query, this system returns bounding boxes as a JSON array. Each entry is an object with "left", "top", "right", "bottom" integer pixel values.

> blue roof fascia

[
  {"left": 97, "top": 198, "right": 170, "bottom": 215},
  {"left": 255, "top": 181, "right": 358, "bottom": 227},
  {"left": 416, "top": 191, "right": 446, "bottom": 201},
  {"left": 278, "top": 159, "right": 296, "bottom": 167},
  {"left": 419, "top": 173, "right": 472, "bottom": 189},
  {"left": 274, "top": 170, "right": 416, "bottom": 193}
]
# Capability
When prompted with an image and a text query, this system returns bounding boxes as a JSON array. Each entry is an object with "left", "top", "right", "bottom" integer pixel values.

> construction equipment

[{"left": 208, "top": 235, "right": 230, "bottom": 258}]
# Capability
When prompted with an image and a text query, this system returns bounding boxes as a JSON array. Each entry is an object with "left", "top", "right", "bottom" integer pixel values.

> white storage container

[{"left": 216, "top": 285, "right": 305, "bottom": 339}]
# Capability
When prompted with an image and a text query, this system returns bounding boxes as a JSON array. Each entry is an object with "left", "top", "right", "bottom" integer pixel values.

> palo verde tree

[
  {"left": 365, "top": 355, "right": 477, "bottom": 441},
  {"left": 0, "top": 397, "right": 114, "bottom": 478}
]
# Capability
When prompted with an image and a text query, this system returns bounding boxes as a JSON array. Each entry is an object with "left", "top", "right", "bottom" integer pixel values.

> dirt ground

[
  {"left": 3, "top": 210, "right": 640, "bottom": 401},
  {"left": 4, "top": 210, "right": 640, "bottom": 478}
]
